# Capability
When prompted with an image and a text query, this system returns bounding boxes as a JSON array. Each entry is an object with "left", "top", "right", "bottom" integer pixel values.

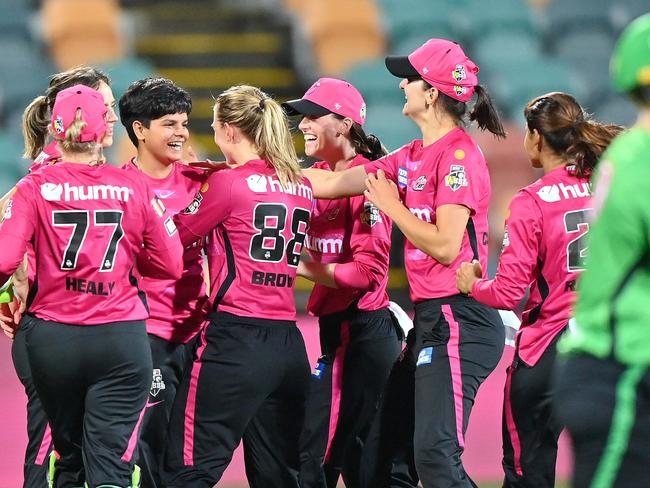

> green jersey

[{"left": 559, "top": 128, "right": 650, "bottom": 364}]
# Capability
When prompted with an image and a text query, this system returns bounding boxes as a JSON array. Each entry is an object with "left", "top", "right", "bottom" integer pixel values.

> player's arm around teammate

[
  {"left": 162, "top": 85, "right": 312, "bottom": 488},
  {"left": 117, "top": 77, "right": 209, "bottom": 488},
  {"left": 282, "top": 78, "right": 401, "bottom": 488},
  {"left": 303, "top": 38, "right": 507, "bottom": 488},
  {"left": 0, "top": 85, "right": 182, "bottom": 488},
  {"left": 4, "top": 66, "right": 118, "bottom": 488},
  {"left": 455, "top": 92, "right": 622, "bottom": 488}
]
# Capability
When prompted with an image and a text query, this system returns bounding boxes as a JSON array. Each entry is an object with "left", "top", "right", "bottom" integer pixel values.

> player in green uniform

[{"left": 555, "top": 13, "right": 650, "bottom": 488}]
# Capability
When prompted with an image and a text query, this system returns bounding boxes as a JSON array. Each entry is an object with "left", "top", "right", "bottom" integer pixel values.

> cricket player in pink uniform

[
  {"left": 304, "top": 39, "right": 507, "bottom": 488},
  {"left": 118, "top": 77, "right": 209, "bottom": 488},
  {"left": 457, "top": 92, "right": 623, "bottom": 488},
  {"left": 0, "top": 85, "right": 183, "bottom": 488},
  {"left": 0, "top": 67, "right": 118, "bottom": 488},
  {"left": 282, "top": 78, "right": 401, "bottom": 488},
  {"left": 162, "top": 85, "right": 312, "bottom": 488}
]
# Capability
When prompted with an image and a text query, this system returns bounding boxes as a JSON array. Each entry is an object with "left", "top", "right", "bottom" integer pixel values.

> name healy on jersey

[{"left": 41, "top": 182, "right": 131, "bottom": 202}]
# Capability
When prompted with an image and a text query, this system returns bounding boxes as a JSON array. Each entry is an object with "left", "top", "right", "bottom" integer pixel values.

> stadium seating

[
  {"left": 298, "top": 0, "right": 385, "bottom": 75},
  {"left": 595, "top": 94, "right": 638, "bottom": 126},
  {"left": 363, "top": 101, "right": 419, "bottom": 153},
  {"left": 41, "top": 0, "right": 123, "bottom": 69},
  {"left": 343, "top": 60, "right": 402, "bottom": 107}
]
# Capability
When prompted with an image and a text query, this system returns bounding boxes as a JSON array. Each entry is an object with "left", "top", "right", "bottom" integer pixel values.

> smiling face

[
  {"left": 399, "top": 77, "right": 432, "bottom": 119},
  {"left": 96, "top": 81, "right": 117, "bottom": 148},
  {"left": 138, "top": 112, "right": 189, "bottom": 166},
  {"left": 298, "top": 113, "right": 349, "bottom": 162}
]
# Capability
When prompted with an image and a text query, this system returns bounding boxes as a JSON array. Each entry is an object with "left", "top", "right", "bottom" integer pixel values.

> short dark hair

[{"left": 118, "top": 77, "right": 192, "bottom": 147}]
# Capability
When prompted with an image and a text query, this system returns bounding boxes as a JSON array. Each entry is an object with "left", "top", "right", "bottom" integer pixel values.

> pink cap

[
  {"left": 385, "top": 38, "right": 479, "bottom": 103},
  {"left": 282, "top": 77, "right": 367, "bottom": 125},
  {"left": 50, "top": 84, "right": 108, "bottom": 143}
]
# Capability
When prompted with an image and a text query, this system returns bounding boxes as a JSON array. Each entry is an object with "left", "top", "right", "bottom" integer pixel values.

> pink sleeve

[
  {"left": 333, "top": 196, "right": 391, "bottom": 290},
  {"left": 364, "top": 151, "right": 398, "bottom": 185},
  {"left": 140, "top": 186, "right": 184, "bottom": 280},
  {"left": 0, "top": 180, "right": 36, "bottom": 284},
  {"left": 434, "top": 144, "right": 482, "bottom": 214},
  {"left": 173, "top": 172, "right": 232, "bottom": 247},
  {"left": 471, "top": 191, "right": 541, "bottom": 309}
]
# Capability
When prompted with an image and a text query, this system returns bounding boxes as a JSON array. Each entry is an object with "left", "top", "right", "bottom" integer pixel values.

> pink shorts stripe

[
  {"left": 504, "top": 366, "right": 523, "bottom": 476},
  {"left": 323, "top": 321, "right": 350, "bottom": 464},
  {"left": 183, "top": 324, "right": 209, "bottom": 465},
  {"left": 34, "top": 423, "right": 52, "bottom": 465},
  {"left": 121, "top": 404, "right": 147, "bottom": 462},
  {"left": 442, "top": 304, "right": 465, "bottom": 449}
]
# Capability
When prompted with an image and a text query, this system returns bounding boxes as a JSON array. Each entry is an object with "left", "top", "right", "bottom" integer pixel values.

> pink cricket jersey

[
  {"left": 0, "top": 162, "right": 183, "bottom": 324},
  {"left": 174, "top": 159, "right": 313, "bottom": 321},
  {"left": 29, "top": 141, "right": 61, "bottom": 173},
  {"left": 306, "top": 156, "right": 391, "bottom": 316},
  {"left": 123, "top": 160, "right": 208, "bottom": 343},
  {"left": 472, "top": 165, "right": 590, "bottom": 366},
  {"left": 365, "top": 128, "right": 490, "bottom": 302}
]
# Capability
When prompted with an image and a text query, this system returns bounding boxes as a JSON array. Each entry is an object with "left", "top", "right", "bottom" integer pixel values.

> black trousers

[
  {"left": 299, "top": 308, "right": 401, "bottom": 488},
  {"left": 12, "top": 323, "right": 52, "bottom": 488},
  {"left": 137, "top": 333, "right": 197, "bottom": 488},
  {"left": 412, "top": 296, "right": 504, "bottom": 488},
  {"left": 359, "top": 328, "right": 419, "bottom": 488},
  {"left": 163, "top": 312, "right": 311, "bottom": 488},
  {"left": 555, "top": 354, "right": 650, "bottom": 488},
  {"left": 23, "top": 315, "right": 152, "bottom": 488},
  {"left": 502, "top": 338, "right": 563, "bottom": 488}
]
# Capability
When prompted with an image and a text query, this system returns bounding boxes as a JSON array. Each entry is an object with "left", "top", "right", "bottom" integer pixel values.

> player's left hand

[
  {"left": 456, "top": 260, "right": 482, "bottom": 294},
  {"left": 364, "top": 169, "right": 400, "bottom": 212}
]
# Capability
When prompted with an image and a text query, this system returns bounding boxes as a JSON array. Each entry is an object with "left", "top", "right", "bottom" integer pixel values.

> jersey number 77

[{"left": 52, "top": 210, "right": 124, "bottom": 272}]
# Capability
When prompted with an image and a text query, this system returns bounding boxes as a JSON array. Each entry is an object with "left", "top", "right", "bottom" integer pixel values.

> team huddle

[{"left": 1, "top": 13, "right": 650, "bottom": 488}]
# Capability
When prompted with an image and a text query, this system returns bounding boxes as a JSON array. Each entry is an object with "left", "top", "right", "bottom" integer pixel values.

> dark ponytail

[
  {"left": 332, "top": 114, "right": 389, "bottom": 161},
  {"left": 427, "top": 81, "right": 506, "bottom": 139},
  {"left": 525, "top": 92, "right": 624, "bottom": 178},
  {"left": 349, "top": 123, "right": 388, "bottom": 161},
  {"left": 469, "top": 85, "right": 506, "bottom": 139},
  {"left": 566, "top": 122, "right": 625, "bottom": 178}
]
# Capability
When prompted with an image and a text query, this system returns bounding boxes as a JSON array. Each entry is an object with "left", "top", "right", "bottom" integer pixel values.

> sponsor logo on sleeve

[
  {"left": 444, "top": 164, "right": 468, "bottom": 192},
  {"left": 182, "top": 192, "right": 203, "bottom": 214},
  {"left": 360, "top": 201, "right": 382, "bottom": 227},
  {"left": 501, "top": 224, "right": 510, "bottom": 252},
  {"left": 398, "top": 167, "right": 408, "bottom": 188},
  {"left": 164, "top": 217, "right": 177, "bottom": 236},
  {"left": 1, "top": 199, "right": 12, "bottom": 222}
]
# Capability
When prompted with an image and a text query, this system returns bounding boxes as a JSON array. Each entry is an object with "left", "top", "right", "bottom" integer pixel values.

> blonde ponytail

[
  {"left": 21, "top": 66, "right": 110, "bottom": 160},
  {"left": 22, "top": 95, "right": 50, "bottom": 159},
  {"left": 58, "top": 109, "right": 102, "bottom": 156},
  {"left": 216, "top": 85, "right": 302, "bottom": 187}
]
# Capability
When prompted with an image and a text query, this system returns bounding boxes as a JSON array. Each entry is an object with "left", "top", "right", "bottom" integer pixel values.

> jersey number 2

[
  {"left": 249, "top": 203, "right": 310, "bottom": 266},
  {"left": 564, "top": 209, "right": 590, "bottom": 272},
  {"left": 52, "top": 210, "right": 124, "bottom": 272}
]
